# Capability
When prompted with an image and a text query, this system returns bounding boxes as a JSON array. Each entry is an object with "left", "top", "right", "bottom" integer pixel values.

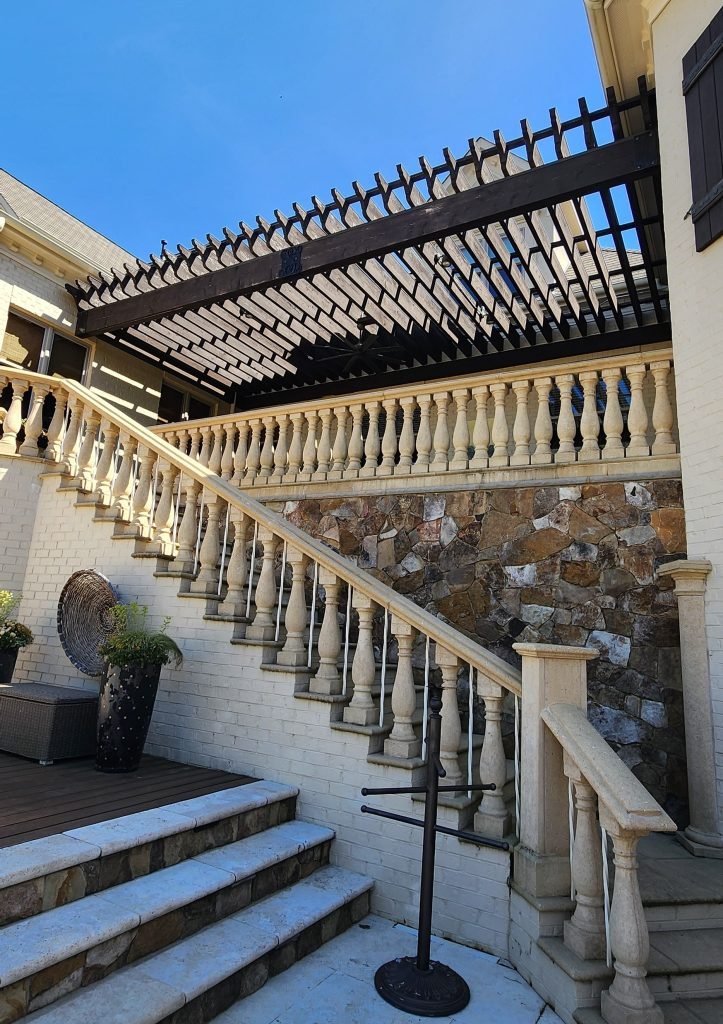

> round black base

[{"left": 374, "top": 957, "right": 470, "bottom": 1017}]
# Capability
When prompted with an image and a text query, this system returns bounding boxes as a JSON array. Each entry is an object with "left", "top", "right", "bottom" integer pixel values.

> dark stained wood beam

[{"left": 78, "top": 131, "right": 659, "bottom": 338}]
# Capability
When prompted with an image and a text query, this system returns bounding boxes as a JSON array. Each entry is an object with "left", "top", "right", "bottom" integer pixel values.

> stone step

[
  {"left": 0, "top": 819, "right": 335, "bottom": 1019},
  {"left": 22, "top": 865, "right": 373, "bottom": 1024},
  {"left": 639, "top": 834, "right": 723, "bottom": 933},
  {"left": 0, "top": 780, "right": 297, "bottom": 927},
  {"left": 647, "top": 927, "right": 723, "bottom": 1001},
  {"left": 661, "top": 996, "right": 723, "bottom": 1022}
]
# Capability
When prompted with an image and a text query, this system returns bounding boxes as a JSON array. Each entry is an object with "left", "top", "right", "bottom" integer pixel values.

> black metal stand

[{"left": 360, "top": 683, "right": 509, "bottom": 1017}]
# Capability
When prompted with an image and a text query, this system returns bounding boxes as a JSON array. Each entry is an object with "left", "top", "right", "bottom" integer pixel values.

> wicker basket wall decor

[{"left": 57, "top": 570, "right": 118, "bottom": 677}]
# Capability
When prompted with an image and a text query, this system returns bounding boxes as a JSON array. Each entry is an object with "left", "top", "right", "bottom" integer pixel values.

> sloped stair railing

[{"left": 0, "top": 365, "right": 676, "bottom": 1024}]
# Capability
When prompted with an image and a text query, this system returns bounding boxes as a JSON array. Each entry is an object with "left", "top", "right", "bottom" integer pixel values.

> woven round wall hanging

[{"left": 57, "top": 569, "right": 118, "bottom": 677}]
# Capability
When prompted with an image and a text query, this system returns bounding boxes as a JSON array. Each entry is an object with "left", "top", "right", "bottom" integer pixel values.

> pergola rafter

[{"left": 69, "top": 81, "right": 669, "bottom": 404}]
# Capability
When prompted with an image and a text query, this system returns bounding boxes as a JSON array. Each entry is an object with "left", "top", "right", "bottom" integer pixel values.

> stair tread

[
  {"left": 24, "top": 865, "right": 373, "bottom": 1023},
  {"left": 0, "top": 820, "right": 333, "bottom": 985},
  {"left": 661, "top": 996, "right": 723, "bottom": 1023},
  {"left": 649, "top": 928, "right": 723, "bottom": 975}
]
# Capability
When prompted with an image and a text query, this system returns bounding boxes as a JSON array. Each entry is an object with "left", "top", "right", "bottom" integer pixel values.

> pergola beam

[{"left": 77, "top": 131, "right": 659, "bottom": 338}]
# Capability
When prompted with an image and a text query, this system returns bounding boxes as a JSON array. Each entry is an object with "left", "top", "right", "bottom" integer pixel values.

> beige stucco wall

[{"left": 648, "top": 0, "right": 723, "bottom": 822}]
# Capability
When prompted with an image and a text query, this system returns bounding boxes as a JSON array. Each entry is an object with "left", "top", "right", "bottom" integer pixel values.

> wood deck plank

[{"left": 0, "top": 752, "right": 253, "bottom": 848}]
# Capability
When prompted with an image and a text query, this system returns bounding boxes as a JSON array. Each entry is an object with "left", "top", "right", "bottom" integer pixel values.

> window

[
  {"left": 683, "top": 7, "right": 723, "bottom": 251},
  {"left": 157, "top": 380, "right": 213, "bottom": 424},
  {"left": 1, "top": 312, "right": 90, "bottom": 382}
]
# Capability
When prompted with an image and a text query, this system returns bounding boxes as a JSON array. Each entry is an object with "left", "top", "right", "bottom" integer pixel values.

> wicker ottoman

[{"left": 0, "top": 683, "right": 98, "bottom": 764}]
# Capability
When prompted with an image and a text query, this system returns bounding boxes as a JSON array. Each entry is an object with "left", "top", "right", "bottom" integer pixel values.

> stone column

[
  {"left": 512, "top": 642, "right": 599, "bottom": 898},
  {"left": 658, "top": 559, "right": 722, "bottom": 855}
]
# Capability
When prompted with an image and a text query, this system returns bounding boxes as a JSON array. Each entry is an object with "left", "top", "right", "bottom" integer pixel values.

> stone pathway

[{"left": 215, "top": 914, "right": 562, "bottom": 1024}]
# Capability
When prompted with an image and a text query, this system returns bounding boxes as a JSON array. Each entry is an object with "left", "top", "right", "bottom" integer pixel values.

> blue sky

[{"left": 4, "top": 1, "right": 603, "bottom": 261}]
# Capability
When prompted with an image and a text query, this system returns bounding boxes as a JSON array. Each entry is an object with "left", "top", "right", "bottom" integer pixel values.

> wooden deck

[{"left": 0, "top": 752, "right": 253, "bottom": 848}]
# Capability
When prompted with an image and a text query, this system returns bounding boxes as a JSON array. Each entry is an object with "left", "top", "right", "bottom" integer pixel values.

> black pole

[{"left": 372, "top": 683, "right": 471, "bottom": 1016}]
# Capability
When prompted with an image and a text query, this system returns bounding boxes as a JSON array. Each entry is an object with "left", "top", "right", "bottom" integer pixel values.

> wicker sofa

[{"left": 0, "top": 683, "right": 97, "bottom": 764}]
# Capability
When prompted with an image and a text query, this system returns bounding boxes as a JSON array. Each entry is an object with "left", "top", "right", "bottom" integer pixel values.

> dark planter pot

[
  {"left": 96, "top": 662, "right": 162, "bottom": 773},
  {"left": 0, "top": 648, "right": 19, "bottom": 685}
]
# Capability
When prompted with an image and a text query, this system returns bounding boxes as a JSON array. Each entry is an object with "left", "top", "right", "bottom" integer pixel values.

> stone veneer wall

[{"left": 279, "top": 479, "right": 688, "bottom": 822}]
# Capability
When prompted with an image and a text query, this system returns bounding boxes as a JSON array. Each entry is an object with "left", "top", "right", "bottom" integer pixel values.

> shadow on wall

[{"left": 282, "top": 480, "right": 687, "bottom": 825}]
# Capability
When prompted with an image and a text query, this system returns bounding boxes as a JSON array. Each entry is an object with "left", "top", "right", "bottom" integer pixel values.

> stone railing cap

[
  {"left": 658, "top": 558, "right": 712, "bottom": 580},
  {"left": 513, "top": 642, "right": 599, "bottom": 661}
]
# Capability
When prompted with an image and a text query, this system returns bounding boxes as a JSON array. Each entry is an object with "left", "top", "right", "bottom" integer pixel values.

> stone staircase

[{"left": 0, "top": 780, "right": 372, "bottom": 1023}]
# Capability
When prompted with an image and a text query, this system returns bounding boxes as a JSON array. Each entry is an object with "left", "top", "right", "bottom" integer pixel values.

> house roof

[
  {"left": 69, "top": 84, "right": 669, "bottom": 407},
  {"left": 0, "top": 169, "right": 133, "bottom": 274}
]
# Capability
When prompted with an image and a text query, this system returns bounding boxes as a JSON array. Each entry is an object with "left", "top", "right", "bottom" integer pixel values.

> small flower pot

[
  {"left": 95, "top": 662, "right": 162, "bottom": 773},
  {"left": 0, "top": 649, "right": 19, "bottom": 685}
]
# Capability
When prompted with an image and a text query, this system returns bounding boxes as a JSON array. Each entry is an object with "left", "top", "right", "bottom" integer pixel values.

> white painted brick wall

[
  {"left": 8, "top": 476, "right": 511, "bottom": 955},
  {"left": 651, "top": 0, "right": 723, "bottom": 821},
  {"left": 0, "top": 455, "right": 45, "bottom": 594}
]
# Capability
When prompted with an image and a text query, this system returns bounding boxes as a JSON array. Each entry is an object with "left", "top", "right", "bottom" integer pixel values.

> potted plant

[
  {"left": 96, "top": 602, "right": 182, "bottom": 773},
  {"left": 0, "top": 590, "right": 33, "bottom": 684}
]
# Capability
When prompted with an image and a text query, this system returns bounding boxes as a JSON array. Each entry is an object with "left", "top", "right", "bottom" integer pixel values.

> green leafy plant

[
  {"left": 0, "top": 591, "right": 33, "bottom": 651},
  {"left": 98, "top": 602, "right": 182, "bottom": 669}
]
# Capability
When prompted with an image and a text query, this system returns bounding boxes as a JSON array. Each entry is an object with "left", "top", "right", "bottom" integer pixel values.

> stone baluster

[
  {"left": 94, "top": 422, "right": 120, "bottom": 506},
  {"left": 431, "top": 392, "right": 450, "bottom": 471},
  {"left": 130, "top": 446, "right": 157, "bottom": 538},
  {"left": 315, "top": 409, "right": 333, "bottom": 477},
  {"left": 111, "top": 434, "right": 138, "bottom": 522},
  {"left": 220, "top": 509, "right": 249, "bottom": 616},
  {"left": 191, "top": 495, "right": 223, "bottom": 593},
  {"left": 531, "top": 377, "right": 553, "bottom": 465},
  {"left": 578, "top": 370, "right": 601, "bottom": 462},
  {"left": 244, "top": 419, "right": 262, "bottom": 481},
  {"left": 626, "top": 364, "right": 650, "bottom": 458},
  {"left": 287, "top": 413, "right": 304, "bottom": 481},
  {"left": 345, "top": 405, "right": 365, "bottom": 477},
  {"left": 188, "top": 428, "right": 202, "bottom": 461},
  {"left": 278, "top": 547, "right": 309, "bottom": 667},
  {"left": 436, "top": 646, "right": 463, "bottom": 786},
  {"left": 176, "top": 427, "right": 190, "bottom": 457},
  {"left": 198, "top": 427, "right": 213, "bottom": 467},
  {"left": 272, "top": 414, "right": 289, "bottom": 480},
  {"left": 60, "top": 397, "right": 83, "bottom": 476},
  {"left": 175, "top": 479, "right": 202, "bottom": 570},
  {"left": 450, "top": 389, "right": 470, "bottom": 471},
  {"left": 510, "top": 380, "right": 532, "bottom": 466},
  {"left": 18, "top": 382, "right": 49, "bottom": 457},
  {"left": 311, "top": 567, "right": 342, "bottom": 694},
  {"left": 300, "top": 410, "right": 319, "bottom": 479},
  {"left": 650, "top": 360, "right": 676, "bottom": 455},
  {"left": 343, "top": 593, "right": 377, "bottom": 726},
  {"left": 384, "top": 619, "right": 421, "bottom": 759},
  {"left": 220, "top": 424, "right": 236, "bottom": 480},
  {"left": 469, "top": 385, "right": 490, "bottom": 470},
  {"left": 258, "top": 417, "right": 276, "bottom": 480},
  {"left": 379, "top": 398, "right": 398, "bottom": 476},
  {"left": 555, "top": 374, "right": 577, "bottom": 464},
  {"left": 208, "top": 425, "right": 225, "bottom": 477},
  {"left": 232, "top": 424, "right": 249, "bottom": 484},
  {"left": 44, "top": 389, "right": 68, "bottom": 462},
  {"left": 76, "top": 410, "right": 102, "bottom": 491},
  {"left": 395, "top": 396, "right": 416, "bottom": 475},
  {"left": 330, "top": 407, "right": 349, "bottom": 478},
  {"left": 246, "top": 526, "right": 278, "bottom": 641},
  {"left": 151, "top": 460, "right": 179, "bottom": 556},
  {"left": 601, "top": 368, "right": 624, "bottom": 460},
  {"left": 413, "top": 394, "right": 433, "bottom": 474},
  {"left": 360, "top": 401, "right": 381, "bottom": 478},
  {"left": 0, "top": 378, "right": 26, "bottom": 455},
  {"left": 563, "top": 758, "right": 606, "bottom": 960},
  {"left": 489, "top": 383, "right": 510, "bottom": 467},
  {"left": 474, "top": 678, "right": 510, "bottom": 838},
  {"left": 599, "top": 816, "right": 660, "bottom": 1024}
]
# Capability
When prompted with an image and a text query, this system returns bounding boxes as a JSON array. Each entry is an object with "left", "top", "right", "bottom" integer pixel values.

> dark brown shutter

[{"left": 683, "top": 7, "right": 723, "bottom": 251}]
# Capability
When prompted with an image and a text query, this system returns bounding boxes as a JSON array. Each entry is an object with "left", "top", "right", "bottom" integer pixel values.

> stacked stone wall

[{"left": 280, "top": 479, "right": 688, "bottom": 822}]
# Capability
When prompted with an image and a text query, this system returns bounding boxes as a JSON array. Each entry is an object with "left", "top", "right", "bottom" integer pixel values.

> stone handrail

[
  {"left": 148, "top": 345, "right": 677, "bottom": 490},
  {"left": 514, "top": 643, "right": 674, "bottom": 1024}
]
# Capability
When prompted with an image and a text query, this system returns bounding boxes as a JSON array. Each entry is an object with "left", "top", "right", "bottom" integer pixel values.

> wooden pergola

[{"left": 69, "top": 83, "right": 668, "bottom": 408}]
